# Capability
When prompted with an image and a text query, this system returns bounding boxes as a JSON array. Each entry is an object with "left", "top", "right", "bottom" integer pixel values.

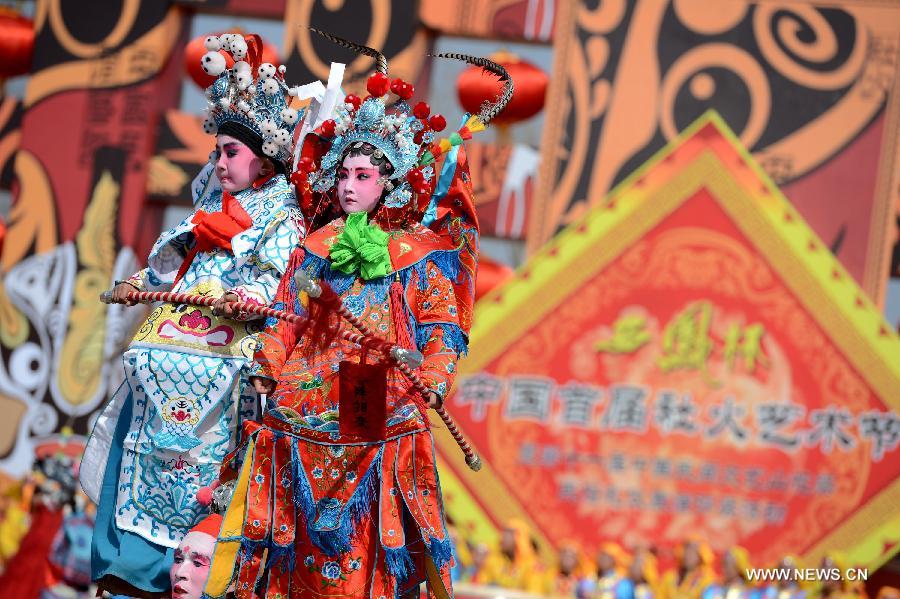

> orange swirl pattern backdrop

[
  {"left": 533, "top": 1, "right": 900, "bottom": 303},
  {"left": 0, "top": 1, "right": 187, "bottom": 472}
]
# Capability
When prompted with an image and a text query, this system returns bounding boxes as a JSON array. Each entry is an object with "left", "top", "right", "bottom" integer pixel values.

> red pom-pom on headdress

[
  {"left": 344, "top": 94, "right": 362, "bottom": 110},
  {"left": 367, "top": 72, "right": 390, "bottom": 97},
  {"left": 413, "top": 102, "right": 431, "bottom": 120},
  {"left": 429, "top": 114, "right": 447, "bottom": 132},
  {"left": 320, "top": 119, "right": 336, "bottom": 138},
  {"left": 196, "top": 480, "right": 220, "bottom": 507}
]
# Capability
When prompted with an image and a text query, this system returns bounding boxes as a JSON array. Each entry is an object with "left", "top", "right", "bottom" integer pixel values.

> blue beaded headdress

[
  {"left": 198, "top": 33, "right": 304, "bottom": 170},
  {"left": 303, "top": 30, "right": 514, "bottom": 211},
  {"left": 309, "top": 95, "right": 426, "bottom": 208}
]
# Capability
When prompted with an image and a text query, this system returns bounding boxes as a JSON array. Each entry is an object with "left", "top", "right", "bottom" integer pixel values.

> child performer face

[
  {"left": 337, "top": 154, "right": 386, "bottom": 214},
  {"left": 169, "top": 530, "right": 215, "bottom": 599},
  {"left": 215, "top": 134, "right": 267, "bottom": 193}
]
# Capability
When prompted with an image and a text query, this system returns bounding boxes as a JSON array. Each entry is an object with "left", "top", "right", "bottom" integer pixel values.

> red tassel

[
  {"left": 390, "top": 279, "right": 413, "bottom": 351},
  {"left": 297, "top": 279, "right": 342, "bottom": 358},
  {"left": 389, "top": 278, "right": 430, "bottom": 427}
]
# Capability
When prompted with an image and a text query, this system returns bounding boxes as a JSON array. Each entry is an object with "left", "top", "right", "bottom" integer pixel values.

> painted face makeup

[
  {"left": 214, "top": 134, "right": 265, "bottom": 193},
  {"left": 169, "top": 531, "right": 215, "bottom": 599},
  {"left": 337, "top": 154, "right": 387, "bottom": 214}
]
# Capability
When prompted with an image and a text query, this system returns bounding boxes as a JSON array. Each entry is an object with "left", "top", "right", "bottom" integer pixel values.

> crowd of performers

[
  {"left": 0, "top": 29, "right": 895, "bottom": 599},
  {"left": 447, "top": 518, "right": 885, "bottom": 598}
]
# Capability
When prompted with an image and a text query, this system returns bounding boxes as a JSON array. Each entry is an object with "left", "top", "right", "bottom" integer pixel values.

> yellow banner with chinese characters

[{"left": 435, "top": 112, "right": 900, "bottom": 571}]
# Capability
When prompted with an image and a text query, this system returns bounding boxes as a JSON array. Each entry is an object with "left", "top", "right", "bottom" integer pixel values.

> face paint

[
  {"left": 170, "top": 531, "right": 216, "bottom": 599},
  {"left": 336, "top": 153, "right": 386, "bottom": 214},
  {"left": 214, "top": 134, "right": 265, "bottom": 193}
]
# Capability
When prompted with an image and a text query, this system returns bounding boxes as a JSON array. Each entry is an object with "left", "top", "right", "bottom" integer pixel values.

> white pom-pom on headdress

[
  {"left": 204, "top": 36, "right": 221, "bottom": 52},
  {"left": 233, "top": 60, "right": 251, "bottom": 73},
  {"left": 235, "top": 71, "right": 253, "bottom": 91},
  {"left": 271, "top": 129, "right": 291, "bottom": 146},
  {"left": 201, "top": 51, "right": 227, "bottom": 76},
  {"left": 278, "top": 65, "right": 287, "bottom": 74},
  {"left": 230, "top": 37, "right": 248, "bottom": 60},
  {"left": 258, "top": 63, "right": 276, "bottom": 79},
  {"left": 280, "top": 107, "right": 298, "bottom": 125},
  {"left": 202, "top": 116, "right": 218, "bottom": 135},
  {"left": 237, "top": 100, "right": 252, "bottom": 114},
  {"left": 218, "top": 33, "right": 234, "bottom": 52},
  {"left": 262, "top": 79, "right": 280, "bottom": 96},
  {"left": 262, "top": 140, "right": 279, "bottom": 157},
  {"left": 260, "top": 119, "right": 278, "bottom": 137}
]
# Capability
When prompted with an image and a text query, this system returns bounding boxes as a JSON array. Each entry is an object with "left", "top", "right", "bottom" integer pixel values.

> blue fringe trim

[
  {"left": 238, "top": 538, "right": 266, "bottom": 566},
  {"left": 267, "top": 542, "right": 296, "bottom": 573},
  {"left": 429, "top": 535, "right": 454, "bottom": 571},
  {"left": 397, "top": 250, "right": 461, "bottom": 293},
  {"left": 292, "top": 441, "right": 316, "bottom": 524},
  {"left": 303, "top": 252, "right": 357, "bottom": 296},
  {"left": 415, "top": 322, "right": 468, "bottom": 356},
  {"left": 385, "top": 545, "right": 414, "bottom": 582},
  {"left": 292, "top": 444, "right": 383, "bottom": 556}
]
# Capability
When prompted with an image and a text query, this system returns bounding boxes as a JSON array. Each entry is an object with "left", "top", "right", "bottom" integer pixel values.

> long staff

[{"left": 100, "top": 287, "right": 482, "bottom": 471}]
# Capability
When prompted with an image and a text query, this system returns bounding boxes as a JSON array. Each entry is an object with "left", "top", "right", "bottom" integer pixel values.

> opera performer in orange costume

[{"left": 202, "top": 34, "right": 513, "bottom": 599}]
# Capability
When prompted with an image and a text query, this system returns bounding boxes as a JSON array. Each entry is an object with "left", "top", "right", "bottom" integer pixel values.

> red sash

[{"left": 173, "top": 191, "right": 252, "bottom": 285}]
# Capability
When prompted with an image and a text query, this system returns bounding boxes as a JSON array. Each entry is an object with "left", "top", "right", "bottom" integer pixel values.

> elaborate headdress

[
  {"left": 298, "top": 29, "right": 513, "bottom": 214},
  {"left": 198, "top": 33, "right": 303, "bottom": 170}
]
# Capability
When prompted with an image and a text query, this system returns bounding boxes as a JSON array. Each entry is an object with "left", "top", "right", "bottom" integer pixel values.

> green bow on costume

[{"left": 329, "top": 211, "right": 392, "bottom": 280}]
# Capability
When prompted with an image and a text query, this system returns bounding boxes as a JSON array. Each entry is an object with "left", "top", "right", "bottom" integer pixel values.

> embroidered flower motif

[
  {"left": 324, "top": 458, "right": 331, "bottom": 466},
  {"left": 329, "top": 446, "right": 345, "bottom": 458},
  {"left": 305, "top": 555, "right": 315, "bottom": 568},
  {"left": 407, "top": 490, "right": 414, "bottom": 500},
  {"left": 255, "top": 473, "right": 265, "bottom": 484},
  {"left": 348, "top": 557, "right": 362, "bottom": 571},
  {"left": 346, "top": 471, "right": 357, "bottom": 483},
  {"left": 387, "top": 529, "right": 395, "bottom": 537},
  {"left": 321, "top": 560, "right": 342, "bottom": 580},
  {"left": 389, "top": 487, "right": 398, "bottom": 496},
  {"left": 312, "top": 467, "right": 324, "bottom": 479},
  {"left": 422, "top": 489, "right": 430, "bottom": 496},
  {"left": 330, "top": 468, "right": 340, "bottom": 479}
]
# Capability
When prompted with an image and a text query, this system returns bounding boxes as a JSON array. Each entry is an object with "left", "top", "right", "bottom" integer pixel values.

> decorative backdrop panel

[
  {"left": 0, "top": 0, "right": 187, "bottom": 474},
  {"left": 437, "top": 114, "right": 900, "bottom": 570},
  {"left": 533, "top": 0, "right": 900, "bottom": 302}
]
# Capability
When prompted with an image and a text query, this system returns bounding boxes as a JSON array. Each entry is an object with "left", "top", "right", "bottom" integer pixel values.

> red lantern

[
  {"left": 0, "top": 9, "right": 34, "bottom": 79},
  {"left": 184, "top": 32, "right": 281, "bottom": 89},
  {"left": 456, "top": 52, "right": 548, "bottom": 126}
]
